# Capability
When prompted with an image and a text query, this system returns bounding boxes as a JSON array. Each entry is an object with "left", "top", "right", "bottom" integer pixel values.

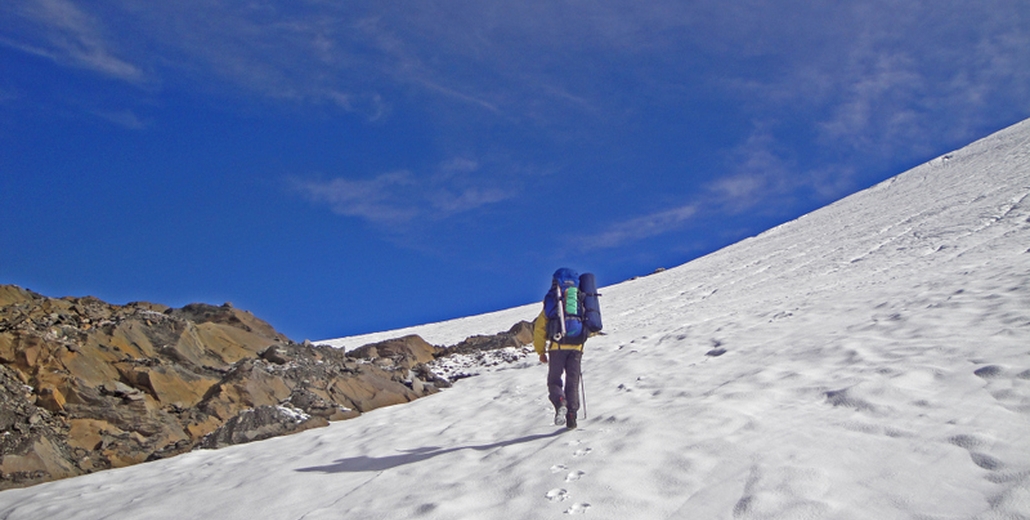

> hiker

[{"left": 533, "top": 268, "right": 602, "bottom": 430}]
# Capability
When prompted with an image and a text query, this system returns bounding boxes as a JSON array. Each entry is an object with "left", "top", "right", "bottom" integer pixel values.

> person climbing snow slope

[{"left": 534, "top": 268, "right": 602, "bottom": 430}]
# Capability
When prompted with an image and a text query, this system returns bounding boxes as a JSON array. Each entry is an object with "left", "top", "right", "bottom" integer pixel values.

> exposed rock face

[
  {"left": 350, "top": 334, "right": 439, "bottom": 368},
  {"left": 0, "top": 285, "right": 534, "bottom": 490},
  {"left": 439, "top": 321, "right": 534, "bottom": 357},
  {"left": 0, "top": 364, "right": 78, "bottom": 486},
  {"left": 0, "top": 286, "right": 459, "bottom": 490}
]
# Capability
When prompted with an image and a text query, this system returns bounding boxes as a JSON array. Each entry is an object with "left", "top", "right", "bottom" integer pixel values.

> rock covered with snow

[
  {"left": 427, "top": 321, "right": 536, "bottom": 381},
  {"left": 200, "top": 405, "right": 319, "bottom": 449}
]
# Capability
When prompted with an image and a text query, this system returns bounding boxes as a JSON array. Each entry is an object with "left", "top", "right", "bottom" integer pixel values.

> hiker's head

[{"left": 552, "top": 268, "right": 579, "bottom": 288}]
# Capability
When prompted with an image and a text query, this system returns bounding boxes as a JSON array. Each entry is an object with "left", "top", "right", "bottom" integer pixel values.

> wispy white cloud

[
  {"left": 819, "top": 51, "right": 924, "bottom": 150},
  {"left": 801, "top": 14, "right": 969, "bottom": 161},
  {"left": 427, "top": 157, "right": 519, "bottom": 213},
  {"left": 578, "top": 204, "right": 698, "bottom": 250},
  {"left": 2, "top": 0, "right": 144, "bottom": 83},
  {"left": 5, "top": 0, "right": 1023, "bottom": 147},
  {"left": 292, "top": 171, "right": 419, "bottom": 224},
  {"left": 293, "top": 157, "right": 519, "bottom": 226},
  {"left": 439, "top": 157, "right": 479, "bottom": 174},
  {"left": 700, "top": 123, "right": 813, "bottom": 219},
  {"left": 429, "top": 187, "right": 511, "bottom": 214},
  {"left": 581, "top": 118, "right": 861, "bottom": 253},
  {"left": 414, "top": 78, "right": 502, "bottom": 114},
  {"left": 709, "top": 0, "right": 1030, "bottom": 165},
  {"left": 5, "top": 0, "right": 1028, "bottom": 247},
  {"left": 710, "top": 121, "right": 870, "bottom": 217},
  {"left": 90, "top": 109, "right": 148, "bottom": 129},
  {"left": 576, "top": 126, "right": 795, "bottom": 251}
]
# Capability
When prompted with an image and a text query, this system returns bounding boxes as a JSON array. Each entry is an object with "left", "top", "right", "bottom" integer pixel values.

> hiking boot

[
  {"left": 566, "top": 412, "right": 577, "bottom": 430},
  {"left": 554, "top": 400, "right": 568, "bottom": 426}
]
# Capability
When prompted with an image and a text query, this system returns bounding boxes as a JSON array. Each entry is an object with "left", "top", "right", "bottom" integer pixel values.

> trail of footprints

[{"left": 545, "top": 439, "right": 592, "bottom": 514}]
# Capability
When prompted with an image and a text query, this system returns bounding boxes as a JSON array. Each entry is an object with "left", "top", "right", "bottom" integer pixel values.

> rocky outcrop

[
  {"left": 350, "top": 334, "right": 439, "bottom": 368},
  {"left": 199, "top": 405, "right": 324, "bottom": 450},
  {"left": 438, "top": 321, "right": 534, "bottom": 357},
  {"left": 0, "top": 363, "right": 78, "bottom": 486},
  {"left": 0, "top": 286, "right": 452, "bottom": 490},
  {"left": 0, "top": 285, "right": 534, "bottom": 490},
  {"left": 426, "top": 321, "right": 537, "bottom": 382}
]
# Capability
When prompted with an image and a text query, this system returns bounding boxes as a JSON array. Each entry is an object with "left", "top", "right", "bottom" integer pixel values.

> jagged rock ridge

[{"left": 0, "top": 285, "right": 531, "bottom": 490}]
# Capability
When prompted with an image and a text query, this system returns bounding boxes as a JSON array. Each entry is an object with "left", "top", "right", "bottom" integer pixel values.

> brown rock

[
  {"left": 330, "top": 369, "right": 417, "bottom": 412},
  {"left": 66, "top": 419, "right": 111, "bottom": 451},
  {"left": 509, "top": 321, "right": 534, "bottom": 345},
  {"left": 200, "top": 361, "right": 293, "bottom": 421},
  {"left": 185, "top": 415, "right": 222, "bottom": 440},
  {"left": 0, "top": 437, "right": 78, "bottom": 483},
  {"left": 171, "top": 303, "right": 289, "bottom": 346},
  {"left": 55, "top": 344, "right": 122, "bottom": 389},
  {"left": 19, "top": 340, "right": 42, "bottom": 369},
  {"left": 0, "top": 334, "right": 15, "bottom": 364},
  {"left": 191, "top": 322, "right": 281, "bottom": 365},
  {"left": 200, "top": 405, "right": 327, "bottom": 449},
  {"left": 0, "top": 285, "right": 468, "bottom": 490},
  {"left": 114, "top": 363, "right": 218, "bottom": 409},
  {"left": 0, "top": 285, "right": 37, "bottom": 308},
  {"left": 149, "top": 366, "right": 219, "bottom": 408},
  {"left": 350, "top": 335, "right": 440, "bottom": 368},
  {"left": 36, "top": 384, "right": 67, "bottom": 413}
]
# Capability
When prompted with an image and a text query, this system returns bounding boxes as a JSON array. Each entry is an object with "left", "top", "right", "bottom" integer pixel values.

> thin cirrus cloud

[
  {"left": 3, "top": 1, "right": 1025, "bottom": 146},
  {"left": 580, "top": 205, "right": 699, "bottom": 251},
  {"left": 1, "top": 0, "right": 144, "bottom": 83},
  {"left": 292, "top": 161, "right": 518, "bottom": 226},
  {"left": 91, "top": 109, "right": 148, "bottom": 129},
  {"left": 292, "top": 172, "right": 420, "bottom": 225},
  {"left": 4, "top": 0, "right": 1028, "bottom": 251}
]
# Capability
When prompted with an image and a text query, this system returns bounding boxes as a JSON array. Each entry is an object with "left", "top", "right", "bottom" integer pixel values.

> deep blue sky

[{"left": 2, "top": 1, "right": 1028, "bottom": 341}]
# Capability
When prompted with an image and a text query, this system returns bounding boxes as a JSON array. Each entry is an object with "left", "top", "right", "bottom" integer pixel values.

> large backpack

[{"left": 544, "top": 268, "right": 603, "bottom": 344}]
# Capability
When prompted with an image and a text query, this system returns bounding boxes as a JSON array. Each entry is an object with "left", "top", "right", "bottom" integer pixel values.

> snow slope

[{"left": 1, "top": 119, "right": 1029, "bottom": 519}]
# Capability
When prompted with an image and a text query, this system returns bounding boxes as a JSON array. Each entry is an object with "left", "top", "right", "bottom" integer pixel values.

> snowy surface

[{"left": 2, "top": 119, "right": 1029, "bottom": 519}]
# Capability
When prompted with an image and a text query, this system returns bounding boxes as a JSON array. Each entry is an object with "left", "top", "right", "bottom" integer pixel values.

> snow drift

[{"left": 1, "top": 119, "right": 1028, "bottom": 519}]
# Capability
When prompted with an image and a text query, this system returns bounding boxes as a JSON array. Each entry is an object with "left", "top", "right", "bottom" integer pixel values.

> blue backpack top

[{"left": 544, "top": 268, "right": 602, "bottom": 344}]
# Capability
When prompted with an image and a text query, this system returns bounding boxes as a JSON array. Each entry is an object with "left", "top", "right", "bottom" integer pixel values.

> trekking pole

[{"left": 580, "top": 371, "right": 587, "bottom": 420}]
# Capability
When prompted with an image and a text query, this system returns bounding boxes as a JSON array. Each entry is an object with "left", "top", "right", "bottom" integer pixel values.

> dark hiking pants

[{"left": 548, "top": 349, "right": 582, "bottom": 415}]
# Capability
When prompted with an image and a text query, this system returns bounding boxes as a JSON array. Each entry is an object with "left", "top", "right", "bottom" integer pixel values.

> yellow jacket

[{"left": 533, "top": 310, "right": 584, "bottom": 355}]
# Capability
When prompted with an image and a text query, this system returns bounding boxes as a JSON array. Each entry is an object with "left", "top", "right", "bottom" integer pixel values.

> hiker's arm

[{"left": 533, "top": 310, "right": 548, "bottom": 363}]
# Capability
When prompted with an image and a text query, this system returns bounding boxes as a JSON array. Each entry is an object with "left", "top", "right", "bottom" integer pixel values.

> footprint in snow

[
  {"left": 550, "top": 464, "right": 568, "bottom": 474},
  {"left": 948, "top": 434, "right": 1004, "bottom": 471},
  {"left": 564, "top": 503, "right": 591, "bottom": 515},
  {"left": 573, "top": 447, "right": 592, "bottom": 457},
  {"left": 546, "top": 488, "right": 569, "bottom": 502},
  {"left": 565, "top": 470, "right": 586, "bottom": 482}
]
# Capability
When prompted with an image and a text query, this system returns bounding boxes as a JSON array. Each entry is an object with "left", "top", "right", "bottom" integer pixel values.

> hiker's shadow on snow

[{"left": 295, "top": 430, "right": 567, "bottom": 473}]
